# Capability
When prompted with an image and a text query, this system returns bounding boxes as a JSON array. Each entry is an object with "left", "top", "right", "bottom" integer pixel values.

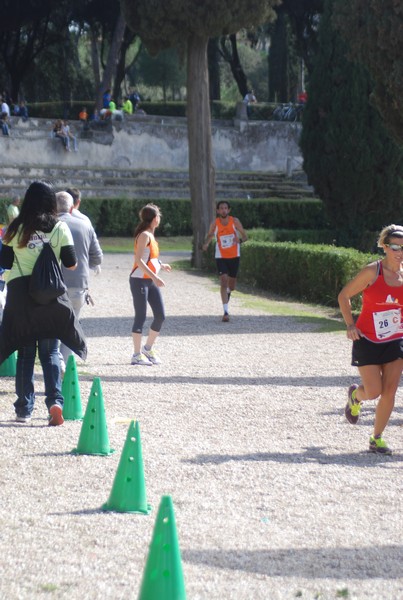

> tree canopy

[
  {"left": 120, "top": 0, "right": 280, "bottom": 267},
  {"left": 333, "top": 0, "right": 403, "bottom": 144},
  {"left": 300, "top": 0, "right": 403, "bottom": 249},
  {"left": 121, "top": 0, "right": 280, "bottom": 54}
]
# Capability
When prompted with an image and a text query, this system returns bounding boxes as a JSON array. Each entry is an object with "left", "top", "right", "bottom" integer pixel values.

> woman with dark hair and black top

[
  {"left": 0, "top": 181, "right": 87, "bottom": 425},
  {"left": 129, "top": 203, "right": 171, "bottom": 366},
  {"left": 338, "top": 224, "right": 403, "bottom": 455}
]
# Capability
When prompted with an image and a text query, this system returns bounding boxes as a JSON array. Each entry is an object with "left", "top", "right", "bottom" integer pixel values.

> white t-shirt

[{"left": 1, "top": 102, "right": 10, "bottom": 116}]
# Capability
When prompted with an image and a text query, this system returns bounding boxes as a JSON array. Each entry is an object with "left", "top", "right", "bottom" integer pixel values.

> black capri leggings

[{"left": 130, "top": 277, "right": 165, "bottom": 334}]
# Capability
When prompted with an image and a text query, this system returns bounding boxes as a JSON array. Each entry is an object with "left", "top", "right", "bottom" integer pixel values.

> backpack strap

[
  {"left": 35, "top": 222, "right": 62, "bottom": 247},
  {"left": 13, "top": 252, "right": 24, "bottom": 277}
]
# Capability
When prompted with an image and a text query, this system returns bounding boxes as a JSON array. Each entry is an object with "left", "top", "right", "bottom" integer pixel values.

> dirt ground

[{"left": 0, "top": 252, "right": 402, "bottom": 600}]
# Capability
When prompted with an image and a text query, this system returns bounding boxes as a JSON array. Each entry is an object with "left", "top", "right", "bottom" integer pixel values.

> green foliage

[
  {"left": 78, "top": 197, "right": 327, "bottom": 237},
  {"left": 206, "top": 240, "right": 377, "bottom": 308},
  {"left": 121, "top": 0, "right": 280, "bottom": 55},
  {"left": 228, "top": 198, "right": 328, "bottom": 229},
  {"left": 0, "top": 198, "right": 10, "bottom": 224},
  {"left": 81, "top": 198, "right": 192, "bottom": 236},
  {"left": 248, "top": 228, "right": 338, "bottom": 244},
  {"left": 219, "top": 40, "right": 270, "bottom": 102},
  {"left": 210, "top": 101, "right": 236, "bottom": 120},
  {"left": 135, "top": 47, "right": 186, "bottom": 101},
  {"left": 300, "top": 0, "right": 403, "bottom": 250},
  {"left": 268, "top": 11, "right": 299, "bottom": 102},
  {"left": 334, "top": 0, "right": 403, "bottom": 144}
]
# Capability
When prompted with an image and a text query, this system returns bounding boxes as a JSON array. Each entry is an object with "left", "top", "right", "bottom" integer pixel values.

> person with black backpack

[{"left": 0, "top": 181, "right": 87, "bottom": 426}]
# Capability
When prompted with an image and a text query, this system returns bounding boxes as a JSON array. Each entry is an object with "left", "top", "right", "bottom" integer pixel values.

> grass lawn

[
  {"left": 99, "top": 235, "right": 192, "bottom": 254},
  {"left": 99, "top": 236, "right": 192, "bottom": 253}
]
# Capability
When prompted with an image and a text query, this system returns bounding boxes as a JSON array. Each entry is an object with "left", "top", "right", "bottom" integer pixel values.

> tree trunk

[
  {"left": 219, "top": 34, "right": 249, "bottom": 98},
  {"left": 90, "top": 27, "right": 101, "bottom": 95},
  {"left": 95, "top": 12, "right": 126, "bottom": 110},
  {"left": 208, "top": 37, "right": 221, "bottom": 101},
  {"left": 113, "top": 26, "right": 136, "bottom": 105},
  {"left": 186, "top": 34, "right": 216, "bottom": 268}
]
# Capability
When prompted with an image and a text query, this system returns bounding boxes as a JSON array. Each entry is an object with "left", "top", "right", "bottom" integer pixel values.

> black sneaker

[{"left": 222, "top": 312, "right": 229, "bottom": 322}]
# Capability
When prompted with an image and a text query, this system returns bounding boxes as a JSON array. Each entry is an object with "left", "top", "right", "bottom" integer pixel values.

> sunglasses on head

[{"left": 386, "top": 243, "right": 403, "bottom": 251}]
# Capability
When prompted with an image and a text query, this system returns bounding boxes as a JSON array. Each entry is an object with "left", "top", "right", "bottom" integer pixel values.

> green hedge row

[
  {"left": 28, "top": 100, "right": 236, "bottom": 120},
  {"left": 0, "top": 196, "right": 328, "bottom": 237},
  {"left": 27, "top": 100, "right": 279, "bottom": 121},
  {"left": 78, "top": 197, "right": 327, "bottom": 236},
  {"left": 206, "top": 241, "right": 378, "bottom": 309},
  {"left": 247, "top": 228, "right": 337, "bottom": 245},
  {"left": 0, "top": 196, "right": 328, "bottom": 236}
]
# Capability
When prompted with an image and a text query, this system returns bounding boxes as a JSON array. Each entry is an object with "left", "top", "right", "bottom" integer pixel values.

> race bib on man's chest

[{"left": 219, "top": 233, "right": 235, "bottom": 249}]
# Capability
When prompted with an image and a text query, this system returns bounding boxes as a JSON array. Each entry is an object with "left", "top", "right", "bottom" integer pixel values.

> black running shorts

[
  {"left": 351, "top": 336, "right": 403, "bottom": 367},
  {"left": 216, "top": 257, "right": 240, "bottom": 278}
]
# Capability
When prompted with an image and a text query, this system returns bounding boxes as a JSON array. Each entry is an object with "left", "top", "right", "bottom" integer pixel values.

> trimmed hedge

[
  {"left": 0, "top": 196, "right": 327, "bottom": 236},
  {"left": 205, "top": 241, "right": 378, "bottom": 309},
  {"left": 75, "top": 197, "right": 328, "bottom": 236},
  {"left": 247, "top": 228, "right": 337, "bottom": 244},
  {"left": 221, "top": 198, "right": 328, "bottom": 230},
  {"left": 27, "top": 100, "right": 282, "bottom": 122},
  {"left": 81, "top": 198, "right": 192, "bottom": 236}
]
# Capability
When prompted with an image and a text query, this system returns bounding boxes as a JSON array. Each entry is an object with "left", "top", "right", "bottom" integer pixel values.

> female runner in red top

[{"left": 338, "top": 224, "right": 403, "bottom": 455}]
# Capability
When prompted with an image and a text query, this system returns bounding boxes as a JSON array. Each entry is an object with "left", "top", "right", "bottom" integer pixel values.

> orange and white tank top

[
  {"left": 214, "top": 216, "right": 240, "bottom": 259},
  {"left": 131, "top": 234, "right": 161, "bottom": 279}
]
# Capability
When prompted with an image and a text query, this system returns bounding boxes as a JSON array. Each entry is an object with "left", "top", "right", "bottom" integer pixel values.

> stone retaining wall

[{"left": 0, "top": 115, "right": 302, "bottom": 173}]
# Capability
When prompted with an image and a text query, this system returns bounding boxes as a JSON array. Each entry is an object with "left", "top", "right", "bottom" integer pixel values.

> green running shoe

[
  {"left": 369, "top": 435, "right": 392, "bottom": 456},
  {"left": 345, "top": 384, "right": 361, "bottom": 424}
]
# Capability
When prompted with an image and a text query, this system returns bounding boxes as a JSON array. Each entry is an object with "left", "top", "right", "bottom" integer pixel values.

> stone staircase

[
  {"left": 0, "top": 164, "right": 313, "bottom": 201},
  {"left": 0, "top": 116, "right": 313, "bottom": 200}
]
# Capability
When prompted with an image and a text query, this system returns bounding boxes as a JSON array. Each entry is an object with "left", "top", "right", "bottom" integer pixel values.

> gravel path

[{"left": 0, "top": 252, "right": 402, "bottom": 600}]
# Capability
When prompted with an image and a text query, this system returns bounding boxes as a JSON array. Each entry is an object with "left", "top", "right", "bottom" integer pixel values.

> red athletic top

[
  {"left": 214, "top": 216, "right": 240, "bottom": 259},
  {"left": 356, "top": 261, "right": 403, "bottom": 342}
]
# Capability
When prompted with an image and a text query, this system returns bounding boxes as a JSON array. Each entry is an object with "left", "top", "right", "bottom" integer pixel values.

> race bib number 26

[{"left": 373, "top": 308, "right": 401, "bottom": 340}]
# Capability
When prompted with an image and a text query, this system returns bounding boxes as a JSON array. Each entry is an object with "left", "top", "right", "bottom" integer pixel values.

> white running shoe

[
  {"left": 131, "top": 352, "right": 153, "bottom": 366},
  {"left": 142, "top": 346, "right": 161, "bottom": 365}
]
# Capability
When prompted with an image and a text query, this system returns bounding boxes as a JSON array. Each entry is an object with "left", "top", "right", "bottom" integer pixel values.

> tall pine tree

[{"left": 300, "top": 0, "right": 403, "bottom": 249}]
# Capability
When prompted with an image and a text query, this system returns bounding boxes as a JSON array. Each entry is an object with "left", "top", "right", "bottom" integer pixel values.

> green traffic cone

[
  {"left": 102, "top": 420, "right": 151, "bottom": 514},
  {"left": 0, "top": 351, "right": 17, "bottom": 377},
  {"left": 72, "top": 377, "right": 114, "bottom": 456},
  {"left": 62, "top": 355, "right": 83, "bottom": 420},
  {"left": 138, "top": 496, "right": 186, "bottom": 600}
]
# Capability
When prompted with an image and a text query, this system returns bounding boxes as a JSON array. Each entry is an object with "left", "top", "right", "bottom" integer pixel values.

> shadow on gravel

[
  {"left": 76, "top": 374, "right": 357, "bottom": 387},
  {"left": 183, "top": 446, "right": 400, "bottom": 466},
  {"left": 81, "top": 314, "right": 341, "bottom": 336},
  {"left": 182, "top": 545, "right": 403, "bottom": 579}
]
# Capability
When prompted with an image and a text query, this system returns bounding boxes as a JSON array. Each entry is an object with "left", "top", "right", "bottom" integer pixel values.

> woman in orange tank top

[
  {"left": 129, "top": 204, "right": 171, "bottom": 366},
  {"left": 338, "top": 224, "right": 403, "bottom": 455}
]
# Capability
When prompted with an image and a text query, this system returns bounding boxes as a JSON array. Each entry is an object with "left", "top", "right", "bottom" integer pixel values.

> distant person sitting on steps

[
  {"left": 62, "top": 120, "right": 78, "bottom": 152},
  {"left": 0, "top": 112, "right": 10, "bottom": 136},
  {"left": 122, "top": 96, "right": 133, "bottom": 115},
  {"left": 53, "top": 119, "right": 69, "bottom": 150},
  {"left": 243, "top": 89, "right": 257, "bottom": 118}
]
